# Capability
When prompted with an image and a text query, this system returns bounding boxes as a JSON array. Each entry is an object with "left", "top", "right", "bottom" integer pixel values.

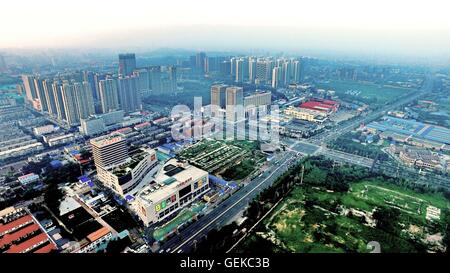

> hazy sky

[{"left": 2, "top": 0, "right": 450, "bottom": 60}]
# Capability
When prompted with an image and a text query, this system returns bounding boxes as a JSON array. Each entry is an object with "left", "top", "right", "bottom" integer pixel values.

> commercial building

[
  {"left": 136, "top": 159, "right": 209, "bottom": 226},
  {"left": 96, "top": 148, "right": 158, "bottom": 196},
  {"left": 299, "top": 99, "right": 340, "bottom": 113},
  {"left": 91, "top": 134, "right": 158, "bottom": 196},
  {"left": 90, "top": 134, "right": 128, "bottom": 169},
  {"left": 225, "top": 86, "right": 244, "bottom": 122},
  {"left": 392, "top": 146, "right": 443, "bottom": 171},
  {"left": 284, "top": 106, "right": 328, "bottom": 123}
]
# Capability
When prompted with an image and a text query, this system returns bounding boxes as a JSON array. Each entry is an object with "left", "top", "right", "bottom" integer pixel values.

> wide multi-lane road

[
  {"left": 158, "top": 149, "right": 299, "bottom": 253},
  {"left": 158, "top": 76, "right": 434, "bottom": 253}
]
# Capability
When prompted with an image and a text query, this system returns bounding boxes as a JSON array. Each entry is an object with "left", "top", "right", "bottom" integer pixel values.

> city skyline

[{"left": 1, "top": 0, "right": 450, "bottom": 64}]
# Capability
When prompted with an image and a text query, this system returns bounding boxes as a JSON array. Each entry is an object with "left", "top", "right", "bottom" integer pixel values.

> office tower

[
  {"left": 74, "top": 82, "right": 95, "bottom": 119},
  {"left": 195, "top": 52, "right": 206, "bottom": 73},
  {"left": 150, "top": 66, "right": 162, "bottom": 93},
  {"left": 90, "top": 134, "right": 128, "bottom": 169},
  {"left": 52, "top": 81, "right": 66, "bottom": 121},
  {"left": 235, "top": 59, "right": 244, "bottom": 83},
  {"left": 33, "top": 78, "right": 48, "bottom": 112},
  {"left": 82, "top": 71, "right": 98, "bottom": 100},
  {"left": 43, "top": 79, "right": 58, "bottom": 116},
  {"left": 21, "top": 75, "right": 37, "bottom": 103},
  {"left": 61, "top": 82, "right": 80, "bottom": 126},
  {"left": 118, "top": 53, "right": 136, "bottom": 76},
  {"left": 118, "top": 76, "right": 141, "bottom": 113},
  {"left": 249, "top": 58, "right": 257, "bottom": 83},
  {"left": 99, "top": 78, "right": 119, "bottom": 113},
  {"left": 211, "top": 84, "right": 227, "bottom": 109},
  {"left": 272, "top": 67, "right": 281, "bottom": 88},
  {"left": 225, "top": 86, "right": 244, "bottom": 122}
]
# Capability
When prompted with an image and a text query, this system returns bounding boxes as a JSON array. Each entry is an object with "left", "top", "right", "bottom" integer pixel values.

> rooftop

[{"left": 138, "top": 159, "right": 207, "bottom": 204}]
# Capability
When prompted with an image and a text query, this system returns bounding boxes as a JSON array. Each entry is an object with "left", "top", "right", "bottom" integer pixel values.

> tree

[{"left": 373, "top": 207, "right": 401, "bottom": 235}]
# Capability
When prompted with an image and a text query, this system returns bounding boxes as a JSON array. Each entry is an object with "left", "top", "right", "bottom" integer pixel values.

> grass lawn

[
  {"left": 316, "top": 79, "right": 415, "bottom": 105},
  {"left": 240, "top": 177, "right": 450, "bottom": 253}
]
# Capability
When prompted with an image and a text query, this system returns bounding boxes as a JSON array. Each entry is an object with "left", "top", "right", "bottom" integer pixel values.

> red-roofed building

[
  {"left": 0, "top": 208, "right": 57, "bottom": 253},
  {"left": 299, "top": 99, "right": 339, "bottom": 113}
]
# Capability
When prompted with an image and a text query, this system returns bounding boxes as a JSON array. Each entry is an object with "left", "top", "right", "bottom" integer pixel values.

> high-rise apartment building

[
  {"left": 118, "top": 76, "right": 141, "bottom": 113},
  {"left": 272, "top": 67, "right": 281, "bottom": 88},
  {"left": 225, "top": 86, "right": 244, "bottom": 122},
  {"left": 210, "top": 84, "right": 228, "bottom": 109},
  {"left": 195, "top": 52, "right": 206, "bottom": 73},
  {"left": 61, "top": 82, "right": 80, "bottom": 126},
  {"left": 73, "top": 81, "right": 95, "bottom": 119},
  {"left": 42, "top": 79, "right": 58, "bottom": 116},
  {"left": 21, "top": 75, "right": 37, "bottom": 103},
  {"left": 99, "top": 78, "right": 120, "bottom": 113},
  {"left": 52, "top": 81, "right": 66, "bottom": 121},
  {"left": 118, "top": 53, "right": 136, "bottom": 76},
  {"left": 33, "top": 77, "right": 48, "bottom": 112}
]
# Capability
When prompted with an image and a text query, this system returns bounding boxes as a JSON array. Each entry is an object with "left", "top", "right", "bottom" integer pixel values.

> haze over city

[
  {"left": 2, "top": 0, "right": 450, "bottom": 64},
  {"left": 1, "top": 0, "right": 450, "bottom": 266}
]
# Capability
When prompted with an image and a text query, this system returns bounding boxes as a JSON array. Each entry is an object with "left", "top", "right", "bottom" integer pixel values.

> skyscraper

[
  {"left": 118, "top": 53, "right": 136, "bottom": 76},
  {"left": 195, "top": 52, "right": 206, "bottom": 73},
  {"left": 235, "top": 59, "right": 244, "bottom": 83},
  {"left": 82, "top": 71, "right": 98, "bottom": 100},
  {"left": 249, "top": 57, "right": 257, "bottom": 83},
  {"left": 21, "top": 75, "right": 37, "bottom": 103},
  {"left": 134, "top": 69, "right": 151, "bottom": 96},
  {"left": 272, "top": 67, "right": 281, "bottom": 88},
  {"left": 293, "top": 60, "right": 302, "bottom": 83},
  {"left": 99, "top": 78, "right": 120, "bottom": 113},
  {"left": 52, "top": 81, "right": 66, "bottom": 121},
  {"left": 225, "top": 86, "right": 244, "bottom": 122},
  {"left": 210, "top": 84, "right": 227, "bottom": 109},
  {"left": 61, "top": 82, "right": 80, "bottom": 126},
  {"left": 118, "top": 76, "right": 141, "bottom": 113},
  {"left": 150, "top": 66, "right": 162, "bottom": 93},
  {"left": 43, "top": 79, "right": 58, "bottom": 116},
  {"left": 33, "top": 78, "right": 48, "bottom": 112},
  {"left": 73, "top": 82, "right": 95, "bottom": 119}
]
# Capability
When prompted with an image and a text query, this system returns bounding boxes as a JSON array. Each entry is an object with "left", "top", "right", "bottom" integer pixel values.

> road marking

[{"left": 170, "top": 152, "right": 295, "bottom": 253}]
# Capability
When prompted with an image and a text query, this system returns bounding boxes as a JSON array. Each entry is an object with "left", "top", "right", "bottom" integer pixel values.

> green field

[
  {"left": 316, "top": 80, "right": 415, "bottom": 105},
  {"left": 239, "top": 172, "right": 450, "bottom": 253}
]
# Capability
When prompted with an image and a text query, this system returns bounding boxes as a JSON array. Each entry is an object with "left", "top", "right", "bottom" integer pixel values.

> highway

[
  {"left": 157, "top": 76, "right": 435, "bottom": 253},
  {"left": 158, "top": 149, "right": 299, "bottom": 253},
  {"left": 309, "top": 75, "right": 434, "bottom": 145}
]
